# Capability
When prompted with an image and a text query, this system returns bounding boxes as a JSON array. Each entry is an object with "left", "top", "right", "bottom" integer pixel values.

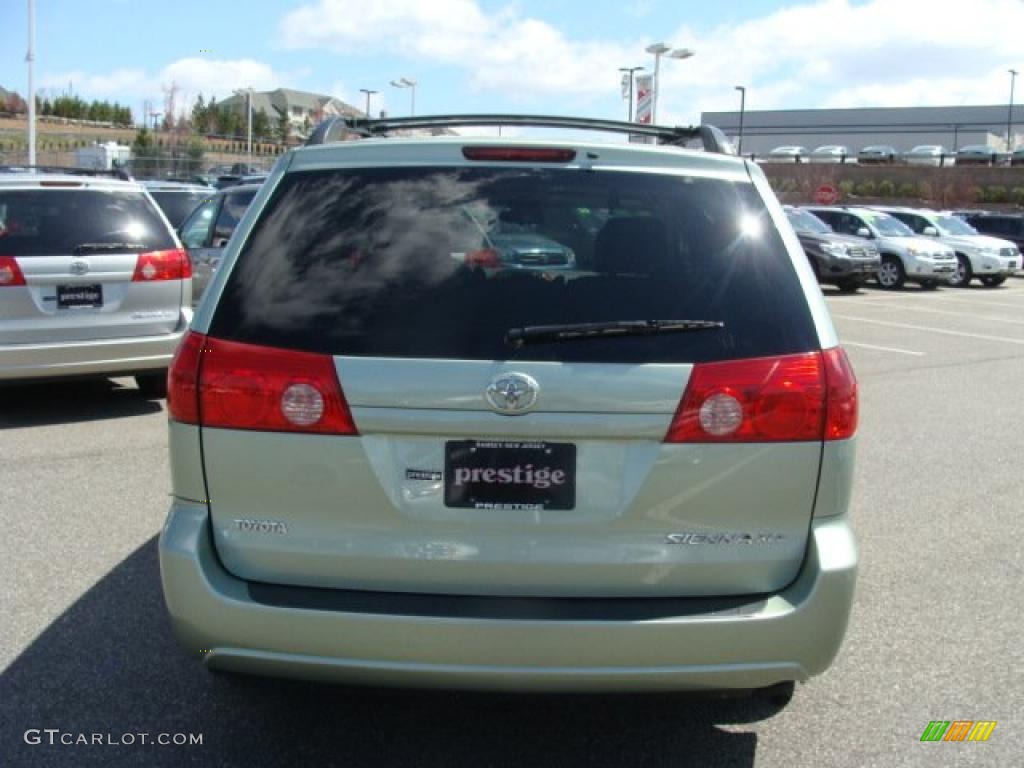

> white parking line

[
  {"left": 842, "top": 341, "right": 926, "bottom": 356},
  {"left": 910, "top": 294, "right": 1024, "bottom": 311},
  {"left": 831, "top": 314, "right": 1024, "bottom": 346},
  {"left": 841, "top": 301, "right": 1024, "bottom": 325}
]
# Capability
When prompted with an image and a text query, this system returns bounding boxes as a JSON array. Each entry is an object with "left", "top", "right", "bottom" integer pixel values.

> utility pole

[
  {"left": 618, "top": 67, "right": 644, "bottom": 122},
  {"left": 26, "top": 0, "right": 36, "bottom": 165}
]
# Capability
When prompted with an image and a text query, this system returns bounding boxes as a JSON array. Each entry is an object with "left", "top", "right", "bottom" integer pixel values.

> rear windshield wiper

[
  {"left": 505, "top": 319, "right": 725, "bottom": 347},
  {"left": 73, "top": 242, "right": 146, "bottom": 255}
]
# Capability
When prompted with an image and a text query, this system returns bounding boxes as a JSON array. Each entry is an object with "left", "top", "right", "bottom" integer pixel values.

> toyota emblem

[
  {"left": 485, "top": 373, "right": 539, "bottom": 415},
  {"left": 69, "top": 259, "right": 89, "bottom": 276}
]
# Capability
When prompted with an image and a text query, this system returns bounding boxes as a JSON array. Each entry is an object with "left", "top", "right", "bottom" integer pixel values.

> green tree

[
  {"left": 272, "top": 105, "right": 290, "bottom": 145},
  {"left": 131, "top": 127, "right": 163, "bottom": 177},
  {"left": 252, "top": 108, "right": 271, "bottom": 140}
]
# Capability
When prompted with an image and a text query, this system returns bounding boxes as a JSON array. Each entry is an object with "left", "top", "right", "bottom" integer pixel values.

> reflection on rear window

[
  {"left": 0, "top": 189, "right": 175, "bottom": 256},
  {"left": 211, "top": 167, "right": 817, "bottom": 364}
]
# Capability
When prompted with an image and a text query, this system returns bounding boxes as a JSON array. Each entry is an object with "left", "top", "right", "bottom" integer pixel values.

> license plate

[
  {"left": 57, "top": 284, "right": 102, "bottom": 308},
  {"left": 444, "top": 440, "right": 576, "bottom": 510}
]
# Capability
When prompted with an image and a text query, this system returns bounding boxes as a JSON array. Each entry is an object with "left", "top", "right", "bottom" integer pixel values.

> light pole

[
  {"left": 618, "top": 67, "right": 644, "bottom": 122},
  {"left": 1008, "top": 69, "right": 1018, "bottom": 152},
  {"left": 234, "top": 88, "right": 253, "bottom": 168},
  {"left": 360, "top": 88, "right": 378, "bottom": 118},
  {"left": 644, "top": 43, "right": 693, "bottom": 124},
  {"left": 26, "top": 0, "right": 36, "bottom": 165},
  {"left": 390, "top": 78, "right": 417, "bottom": 116},
  {"left": 735, "top": 85, "right": 747, "bottom": 156}
]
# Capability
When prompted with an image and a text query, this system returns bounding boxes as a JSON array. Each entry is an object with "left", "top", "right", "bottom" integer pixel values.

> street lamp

[
  {"left": 390, "top": 78, "right": 417, "bottom": 117},
  {"left": 1008, "top": 69, "right": 1018, "bottom": 153},
  {"left": 644, "top": 43, "right": 693, "bottom": 124},
  {"left": 26, "top": 0, "right": 36, "bottom": 165},
  {"left": 233, "top": 87, "right": 253, "bottom": 168},
  {"left": 359, "top": 88, "right": 378, "bottom": 118},
  {"left": 735, "top": 85, "right": 747, "bottom": 156},
  {"left": 618, "top": 66, "right": 645, "bottom": 122}
]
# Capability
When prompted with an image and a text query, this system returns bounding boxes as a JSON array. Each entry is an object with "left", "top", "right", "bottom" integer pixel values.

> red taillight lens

[
  {"left": 466, "top": 248, "right": 502, "bottom": 268},
  {"left": 665, "top": 352, "right": 831, "bottom": 443},
  {"left": 132, "top": 248, "right": 192, "bottom": 282},
  {"left": 0, "top": 256, "right": 27, "bottom": 286},
  {"left": 462, "top": 146, "right": 576, "bottom": 163},
  {"left": 822, "top": 347, "right": 858, "bottom": 440},
  {"left": 198, "top": 337, "right": 357, "bottom": 434},
  {"left": 167, "top": 331, "right": 206, "bottom": 424}
]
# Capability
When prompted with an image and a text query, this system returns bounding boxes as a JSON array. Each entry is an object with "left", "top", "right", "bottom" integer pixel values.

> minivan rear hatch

[{"left": 196, "top": 155, "right": 831, "bottom": 598}]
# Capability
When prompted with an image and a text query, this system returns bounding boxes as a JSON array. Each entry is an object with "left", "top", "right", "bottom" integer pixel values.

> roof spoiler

[
  {"left": 0, "top": 165, "right": 133, "bottom": 181},
  {"left": 305, "top": 114, "right": 737, "bottom": 155}
]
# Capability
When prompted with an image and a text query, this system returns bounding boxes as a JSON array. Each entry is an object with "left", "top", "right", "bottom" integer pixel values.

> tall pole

[
  {"left": 410, "top": 83, "right": 416, "bottom": 117},
  {"left": 360, "top": 88, "right": 377, "bottom": 118},
  {"left": 652, "top": 51, "right": 662, "bottom": 125},
  {"left": 1008, "top": 69, "right": 1018, "bottom": 153},
  {"left": 26, "top": 0, "right": 36, "bottom": 165},
  {"left": 618, "top": 67, "right": 644, "bottom": 122},
  {"left": 735, "top": 86, "right": 747, "bottom": 155},
  {"left": 246, "top": 90, "right": 252, "bottom": 168}
]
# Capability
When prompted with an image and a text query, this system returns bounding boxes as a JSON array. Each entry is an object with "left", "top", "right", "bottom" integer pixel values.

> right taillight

[
  {"left": 821, "top": 347, "right": 858, "bottom": 440},
  {"left": 665, "top": 348, "right": 857, "bottom": 443},
  {"left": 0, "top": 256, "right": 26, "bottom": 286},
  {"left": 168, "top": 333, "right": 357, "bottom": 435},
  {"left": 133, "top": 248, "right": 192, "bottom": 282}
]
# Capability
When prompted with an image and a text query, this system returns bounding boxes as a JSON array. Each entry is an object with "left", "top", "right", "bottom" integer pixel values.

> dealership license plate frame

[
  {"left": 444, "top": 440, "right": 576, "bottom": 511},
  {"left": 56, "top": 284, "right": 103, "bottom": 309}
]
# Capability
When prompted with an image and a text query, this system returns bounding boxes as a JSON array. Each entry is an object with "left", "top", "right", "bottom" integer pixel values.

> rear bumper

[
  {"left": 0, "top": 316, "right": 190, "bottom": 382},
  {"left": 159, "top": 503, "right": 858, "bottom": 692}
]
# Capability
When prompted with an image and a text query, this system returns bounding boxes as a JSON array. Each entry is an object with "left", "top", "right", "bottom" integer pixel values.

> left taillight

[
  {"left": 132, "top": 248, "right": 192, "bottom": 282},
  {"left": 167, "top": 331, "right": 206, "bottom": 424},
  {"left": 0, "top": 256, "right": 26, "bottom": 286},
  {"left": 169, "top": 333, "right": 357, "bottom": 435},
  {"left": 664, "top": 349, "right": 857, "bottom": 443}
]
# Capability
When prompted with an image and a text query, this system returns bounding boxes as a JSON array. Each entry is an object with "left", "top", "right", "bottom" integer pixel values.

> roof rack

[
  {"left": 0, "top": 165, "right": 132, "bottom": 181},
  {"left": 305, "top": 114, "right": 736, "bottom": 155}
]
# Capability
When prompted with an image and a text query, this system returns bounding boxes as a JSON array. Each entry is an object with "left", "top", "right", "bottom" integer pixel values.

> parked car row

[
  {"left": 763, "top": 144, "right": 1020, "bottom": 166},
  {"left": 785, "top": 205, "right": 1022, "bottom": 290}
]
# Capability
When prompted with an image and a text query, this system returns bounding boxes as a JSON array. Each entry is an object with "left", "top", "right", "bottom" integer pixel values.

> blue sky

[{"left": 1, "top": 0, "right": 1021, "bottom": 127}]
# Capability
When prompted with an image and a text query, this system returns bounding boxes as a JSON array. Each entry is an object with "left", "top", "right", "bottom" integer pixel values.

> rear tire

[
  {"left": 135, "top": 372, "right": 168, "bottom": 399},
  {"left": 877, "top": 256, "right": 905, "bottom": 289},
  {"left": 980, "top": 275, "right": 1006, "bottom": 287},
  {"left": 836, "top": 278, "right": 862, "bottom": 293},
  {"left": 950, "top": 254, "right": 972, "bottom": 287}
]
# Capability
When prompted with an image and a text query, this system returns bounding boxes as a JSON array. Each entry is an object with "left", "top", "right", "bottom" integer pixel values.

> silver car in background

[
  {"left": 877, "top": 206, "right": 1021, "bottom": 287},
  {"left": 177, "top": 184, "right": 259, "bottom": 304},
  {"left": 808, "top": 206, "right": 956, "bottom": 289},
  {"left": 0, "top": 169, "right": 191, "bottom": 396},
  {"left": 809, "top": 145, "right": 851, "bottom": 163}
]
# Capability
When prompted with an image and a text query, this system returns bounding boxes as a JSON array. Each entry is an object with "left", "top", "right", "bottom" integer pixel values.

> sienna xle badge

[{"left": 160, "top": 115, "right": 858, "bottom": 698}]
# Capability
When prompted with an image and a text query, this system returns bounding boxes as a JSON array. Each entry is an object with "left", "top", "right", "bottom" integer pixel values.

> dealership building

[{"left": 699, "top": 104, "right": 1024, "bottom": 156}]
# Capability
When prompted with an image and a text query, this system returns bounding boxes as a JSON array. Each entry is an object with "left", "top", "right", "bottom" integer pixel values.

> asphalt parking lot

[{"left": 2, "top": 280, "right": 1022, "bottom": 768}]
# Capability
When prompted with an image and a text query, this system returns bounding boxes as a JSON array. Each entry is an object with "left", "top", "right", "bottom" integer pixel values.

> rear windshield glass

[
  {"left": 149, "top": 190, "right": 211, "bottom": 229},
  {"left": 0, "top": 189, "right": 175, "bottom": 256},
  {"left": 210, "top": 167, "right": 818, "bottom": 364}
]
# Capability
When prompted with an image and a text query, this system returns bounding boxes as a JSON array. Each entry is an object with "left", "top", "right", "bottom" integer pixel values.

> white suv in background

[
  {"left": 807, "top": 206, "right": 956, "bottom": 289},
  {"left": 876, "top": 206, "right": 1021, "bottom": 288},
  {"left": 0, "top": 167, "right": 192, "bottom": 396}
]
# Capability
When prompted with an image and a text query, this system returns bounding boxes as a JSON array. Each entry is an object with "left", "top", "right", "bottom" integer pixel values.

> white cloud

[
  {"left": 280, "top": 0, "right": 638, "bottom": 103},
  {"left": 655, "top": 0, "right": 1024, "bottom": 122},
  {"left": 38, "top": 69, "right": 150, "bottom": 100},
  {"left": 281, "top": 0, "right": 1024, "bottom": 120}
]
